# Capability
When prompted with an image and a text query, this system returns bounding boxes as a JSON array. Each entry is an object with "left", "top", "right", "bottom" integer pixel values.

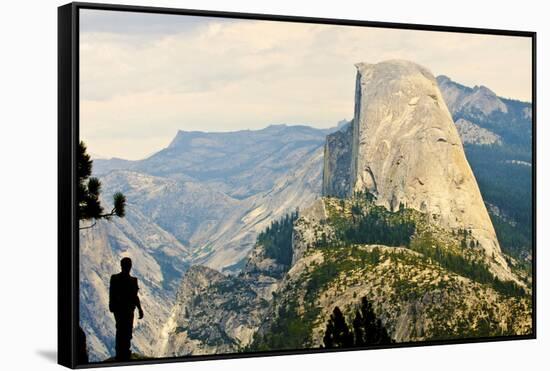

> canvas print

[{"left": 77, "top": 8, "right": 534, "bottom": 365}]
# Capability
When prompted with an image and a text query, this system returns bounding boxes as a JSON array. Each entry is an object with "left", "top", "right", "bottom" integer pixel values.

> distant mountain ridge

[
  {"left": 95, "top": 124, "right": 333, "bottom": 196},
  {"left": 93, "top": 124, "right": 332, "bottom": 269}
]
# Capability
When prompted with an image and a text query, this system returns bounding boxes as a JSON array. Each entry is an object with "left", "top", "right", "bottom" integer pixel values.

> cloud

[
  {"left": 80, "top": 9, "right": 237, "bottom": 36},
  {"left": 79, "top": 10, "right": 532, "bottom": 160}
]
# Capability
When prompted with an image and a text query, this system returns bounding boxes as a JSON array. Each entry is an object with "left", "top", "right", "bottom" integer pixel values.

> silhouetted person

[{"left": 109, "top": 257, "right": 143, "bottom": 362}]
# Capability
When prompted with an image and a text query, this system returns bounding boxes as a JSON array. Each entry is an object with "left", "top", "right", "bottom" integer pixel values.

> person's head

[{"left": 120, "top": 257, "right": 132, "bottom": 274}]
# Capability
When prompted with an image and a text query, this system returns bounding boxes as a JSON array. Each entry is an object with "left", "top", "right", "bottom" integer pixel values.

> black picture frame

[{"left": 58, "top": 2, "right": 537, "bottom": 369}]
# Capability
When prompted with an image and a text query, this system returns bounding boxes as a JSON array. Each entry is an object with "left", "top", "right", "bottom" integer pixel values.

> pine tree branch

[
  {"left": 79, "top": 207, "right": 118, "bottom": 230},
  {"left": 79, "top": 220, "right": 97, "bottom": 230},
  {"left": 99, "top": 208, "right": 117, "bottom": 218}
]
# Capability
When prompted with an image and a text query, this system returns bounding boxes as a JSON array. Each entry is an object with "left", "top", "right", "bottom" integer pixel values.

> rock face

[
  {"left": 240, "top": 243, "right": 287, "bottom": 300},
  {"left": 454, "top": 118, "right": 502, "bottom": 145},
  {"left": 437, "top": 75, "right": 508, "bottom": 116},
  {"left": 324, "top": 60, "right": 511, "bottom": 280},
  {"left": 156, "top": 266, "right": 269, "bottom": 357},
  {"left": 291, "top": 199, "right": 330, "bottom": 265},
  {"left": 322, "top": 122, "right": 353, "bottom": 198}
]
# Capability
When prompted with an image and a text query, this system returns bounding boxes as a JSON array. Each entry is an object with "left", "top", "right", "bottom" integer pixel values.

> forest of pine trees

[
  {"left": 333, "top": 194, "right": 415, "bottom": 247},
  {"left": 323, "top": 297, "right": 393, "bottom": 348},
  {"left": 257, "top": 211, "right": 299, "bottom": 267},
  {"left": 410, "top": 233, "right": 525, "bottom": 297}
]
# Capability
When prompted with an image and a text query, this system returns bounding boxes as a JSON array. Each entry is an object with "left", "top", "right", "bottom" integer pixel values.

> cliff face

[
  {"left": 454, "top": 118, "right": 502, "bottom": 145},
  {"left": 156, "top": 266, "right": 269, "bottom": 357},
  {"left": 157, "top": 235, "right": 294, "bottom": 357},
  {"left": 322, "top": 122, "right": 353, "bottom": 198},
  {"left": 324, "top": 60, "right": 511, "bottom": 281}
]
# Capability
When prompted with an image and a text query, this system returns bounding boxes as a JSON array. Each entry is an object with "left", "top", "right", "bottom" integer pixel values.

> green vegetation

[
  {"left": 306, "top": 246, "right": 381, "bottom": 299},
  {"left": 463, "top": 143, "right": 532, "bottom": 261},
  {"left": 324, "top": 193, "right": 526, "bottom": 298},
  {"left": 490, "top": 212, "right": 532, "bottom": 261},
  {"left": 251, "top": 186, "right": 529, "bottom": 350},
  {"left": 326, "top": 191, "right": 415, "bottom": 248},
  {"left": 352, "top": 296, "right": 392, "bottom": 345},
  {"left": 249, "top": 246, "right": 386, "bottom": 351},
  {"left": 78, "top": 141, "right": 126, "bottom": 229},
  {"left": 410, "top": 232, "right": 525, "bottom": 297},
  {"left": 248, "top": 298, "right": 320, "bottom": 351},
  {"left": 257, "top": 211, "right": 299, "bottom": 267},
  {"left": 338, "top": 204, "right": 415, "bottom": 246}
]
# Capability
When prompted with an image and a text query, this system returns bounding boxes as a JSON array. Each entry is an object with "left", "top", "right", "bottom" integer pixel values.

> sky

[{"left": 80, "top": 9, "right": 532, "bottom": 160}]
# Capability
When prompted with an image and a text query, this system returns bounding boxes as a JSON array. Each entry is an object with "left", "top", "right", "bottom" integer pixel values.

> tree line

[
  {"left": 336, "top": 204, "right": 415, "bottom": 247},
  {"left": 257, "top": 211, "right": 299, "bottom": 268}
]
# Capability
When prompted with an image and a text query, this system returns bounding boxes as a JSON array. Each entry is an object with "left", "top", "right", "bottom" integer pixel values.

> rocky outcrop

[
  {"left": 291, "top": 199, "right": 331, "bottom": 265},
  {"left": 322, "top": 122, "right": 353, "bottom": 198},
  {"left": 323, "top": 60, "right": 511, "bottom": 280},
  {"left": 156, "top": 266, "right": 268, "bottom": 357},
  {"left": 158, "top": 60, "right": 533, "bottom": 351},
  {"left": 251, "top": 197, "right": 532, "bottom": 351},
  {"left": 455, "top": 118, "right": 502, "bottom": 145},
  {"left": 437, "top": 75, "right": 508, "bottom": 116},
  {"left": 157, "top": 227, "right": 298, "bottom": 357},
  {"left": 307, "top": 245, "right": 532, "bottom": 344},
  {"left": 240, "top": 243, "right": 287, "bottom": 300}
]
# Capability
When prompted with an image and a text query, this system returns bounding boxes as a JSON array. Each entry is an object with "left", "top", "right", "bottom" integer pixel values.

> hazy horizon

[
  {"left": 89, "top": 122, "right": 342, "bottom": 161},
  {"left": 80, "top": 9, "right": 532, "bottom": 160}
]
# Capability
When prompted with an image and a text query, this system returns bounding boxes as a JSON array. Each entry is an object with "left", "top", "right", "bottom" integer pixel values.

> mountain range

[{"left": 80, "top": 63, "right": 533, "bottom": 361}]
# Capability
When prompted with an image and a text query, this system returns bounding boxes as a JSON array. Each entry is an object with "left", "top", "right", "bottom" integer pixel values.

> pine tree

[
  {"left": 323, "top": 307, "right": 353, "bottom": 348},
  {"left": 78, "top": 141, "right": 126, "bottom": 229},
  {"left": 324, "top": 298, "right": 393, "bottom": 349},
  {"left": 352, "top": 309, "right": 365, "bottom": 346},
  {"left": 353, "top": 297, "right": 393, "bottom": 345}
]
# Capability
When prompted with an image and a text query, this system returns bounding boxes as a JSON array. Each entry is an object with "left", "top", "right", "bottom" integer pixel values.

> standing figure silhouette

[{"left": 109, "top": 257, "right": 144, "bottom": 361}]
